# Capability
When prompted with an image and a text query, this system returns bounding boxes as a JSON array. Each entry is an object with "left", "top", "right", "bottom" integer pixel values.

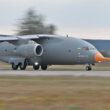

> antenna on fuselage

[{"left": 66, "top": 35, "right": 68, "bottom": 37}]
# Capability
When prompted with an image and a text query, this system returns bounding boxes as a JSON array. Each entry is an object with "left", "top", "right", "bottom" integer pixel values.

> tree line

[{"left": 15, "top": 9, "right": 56, "bottom": 35}]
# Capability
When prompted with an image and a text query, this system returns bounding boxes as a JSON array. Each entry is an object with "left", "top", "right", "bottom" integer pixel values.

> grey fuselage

[{"left": 0, "top": 35, "right": 99, "bottom": 66}]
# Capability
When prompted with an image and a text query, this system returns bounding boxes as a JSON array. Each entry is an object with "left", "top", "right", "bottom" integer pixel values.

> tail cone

[{"left": 95, "top": 53, "right": 110, "bottom": 63}]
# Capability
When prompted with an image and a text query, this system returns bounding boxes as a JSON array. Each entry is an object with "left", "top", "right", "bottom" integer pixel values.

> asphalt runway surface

[{"left": 0, "top": 70, "right": 110, "bottom": 77}]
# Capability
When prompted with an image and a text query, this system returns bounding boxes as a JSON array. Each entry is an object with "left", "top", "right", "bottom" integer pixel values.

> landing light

[{"left": 34, "top": 62, "right": 39, "bottom": 65}]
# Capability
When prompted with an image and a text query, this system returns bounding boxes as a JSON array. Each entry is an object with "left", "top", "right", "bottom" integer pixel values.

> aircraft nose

[{"left": 95, "top": 53, "right": 110, "bottom": 63}]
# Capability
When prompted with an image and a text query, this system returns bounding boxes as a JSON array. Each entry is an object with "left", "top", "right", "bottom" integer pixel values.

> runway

[{"left": 0, "top": 70, "right": 110, "bottom": 77}]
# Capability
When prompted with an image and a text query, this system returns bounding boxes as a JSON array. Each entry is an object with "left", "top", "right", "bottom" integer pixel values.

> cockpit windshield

[{"left": 82, "top": 47, "right": 95, "bottom": 51}]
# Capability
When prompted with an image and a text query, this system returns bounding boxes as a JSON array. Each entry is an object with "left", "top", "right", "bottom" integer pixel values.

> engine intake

[
  {"left": 34, "top": 45, "right": 43, "bottom": 56},
  {"left": 16, "top": 43, "right": 43, "bottom": 58}
]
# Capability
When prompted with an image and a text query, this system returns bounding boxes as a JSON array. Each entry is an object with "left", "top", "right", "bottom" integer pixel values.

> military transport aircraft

[{"left": 0, "top": 34, "right": 110, "bottom": 71}]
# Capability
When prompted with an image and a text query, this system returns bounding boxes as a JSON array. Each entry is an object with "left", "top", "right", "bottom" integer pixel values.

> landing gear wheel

[
  {"left": 19, "top": 61, "right": 27, "bottom": 70},
  {"left": 12, "top": 63, "right": 18, "bottom": 70},
  {"left": 41, "top": 65, "right": 47, "bottom": 70},
  {"left": 86, "top": 66, "right": 92, "bottom": 71},
  {"left": 33, "top": 65, "right": 39, "bottom": 70}
]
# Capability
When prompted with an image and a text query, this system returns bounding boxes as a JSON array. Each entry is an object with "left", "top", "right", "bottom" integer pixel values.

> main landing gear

[
  {"left": 11, "top": 60, "right": 48, "bottom": 70},
  {"left": 33, "top": 65, "right": 47, "bottom": 70},
  {"left": 12, "top": 63, "right": 19, "bottom": 70},
  {"left": 12, "top": 60, "right": 27, "bottom": 70},
  {"left": 41, "top": 65, "right": 47, "bottom": 70},
  {"left": 19, "top": 61, "right": 27, "bottom": 70},
  {"left": 33, "top": 65, "right": 40, "bottom": 70},
  {"left": 86, "top": 65, "right": 92, "bottom": 71}
]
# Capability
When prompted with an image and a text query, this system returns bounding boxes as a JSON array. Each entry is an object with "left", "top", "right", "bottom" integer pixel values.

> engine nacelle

[{"left": 16, "top": 43, "right": 43, "bottom": 58}]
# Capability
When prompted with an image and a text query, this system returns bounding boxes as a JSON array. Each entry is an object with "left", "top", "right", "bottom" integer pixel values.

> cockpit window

[{"left": 82, "top": 47, "right": 95, "bottom": 51}]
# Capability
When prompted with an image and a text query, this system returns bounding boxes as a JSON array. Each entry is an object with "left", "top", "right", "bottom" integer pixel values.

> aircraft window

[
  {"left": 82, "top": 47, "right": 88, "bottom": 50},
  {"left": 89, "top": 47, "right": 95, "bottom": 50}
]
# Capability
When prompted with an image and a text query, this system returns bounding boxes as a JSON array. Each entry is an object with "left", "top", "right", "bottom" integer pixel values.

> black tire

[
  {"left": 86, "top": 66, "right": 92, "bottom": 71},
  {"left": 12, "top": 63, "right": 18, "bottom": 70},
  {"left": 33, "top": 65, "right": 40, "bottom": 70},
  {"left": 19, "top": 61, "right": 27, "bottom": 70},
  {"left": 41, "top": 65, "right": 47, "bottom": 70}
]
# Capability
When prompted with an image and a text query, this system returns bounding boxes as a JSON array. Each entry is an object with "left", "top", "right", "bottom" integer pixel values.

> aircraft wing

[
  {"left": 18, "top": 34, "right": 61, "bottom": 41},
  {"left": 18, "top": 35, "right": 39, "bottom": 39},
  {"left": 0, "top": 35, "right": 18, "bottom": 42},
  {"left": 0, "top": 34, "right": 60, "bottom": 43}
]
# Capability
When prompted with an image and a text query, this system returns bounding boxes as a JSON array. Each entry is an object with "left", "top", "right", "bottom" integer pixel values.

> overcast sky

[{"left": 0, "top": 0, "right": 110, "bottom": 39}]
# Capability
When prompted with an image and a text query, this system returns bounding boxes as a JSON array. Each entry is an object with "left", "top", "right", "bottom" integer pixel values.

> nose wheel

[{"left": 86, "top": 65, "right": 92, "bottom": 71}]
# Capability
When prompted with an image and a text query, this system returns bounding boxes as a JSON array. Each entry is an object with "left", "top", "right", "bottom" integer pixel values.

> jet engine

[{"left": 16, "top": 43, "right": 43, "bottom": 58}]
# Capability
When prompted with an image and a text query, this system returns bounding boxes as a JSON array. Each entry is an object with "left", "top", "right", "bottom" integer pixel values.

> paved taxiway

[{"left": 0, "top": 70, "right": 110, "bottom": 77}]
